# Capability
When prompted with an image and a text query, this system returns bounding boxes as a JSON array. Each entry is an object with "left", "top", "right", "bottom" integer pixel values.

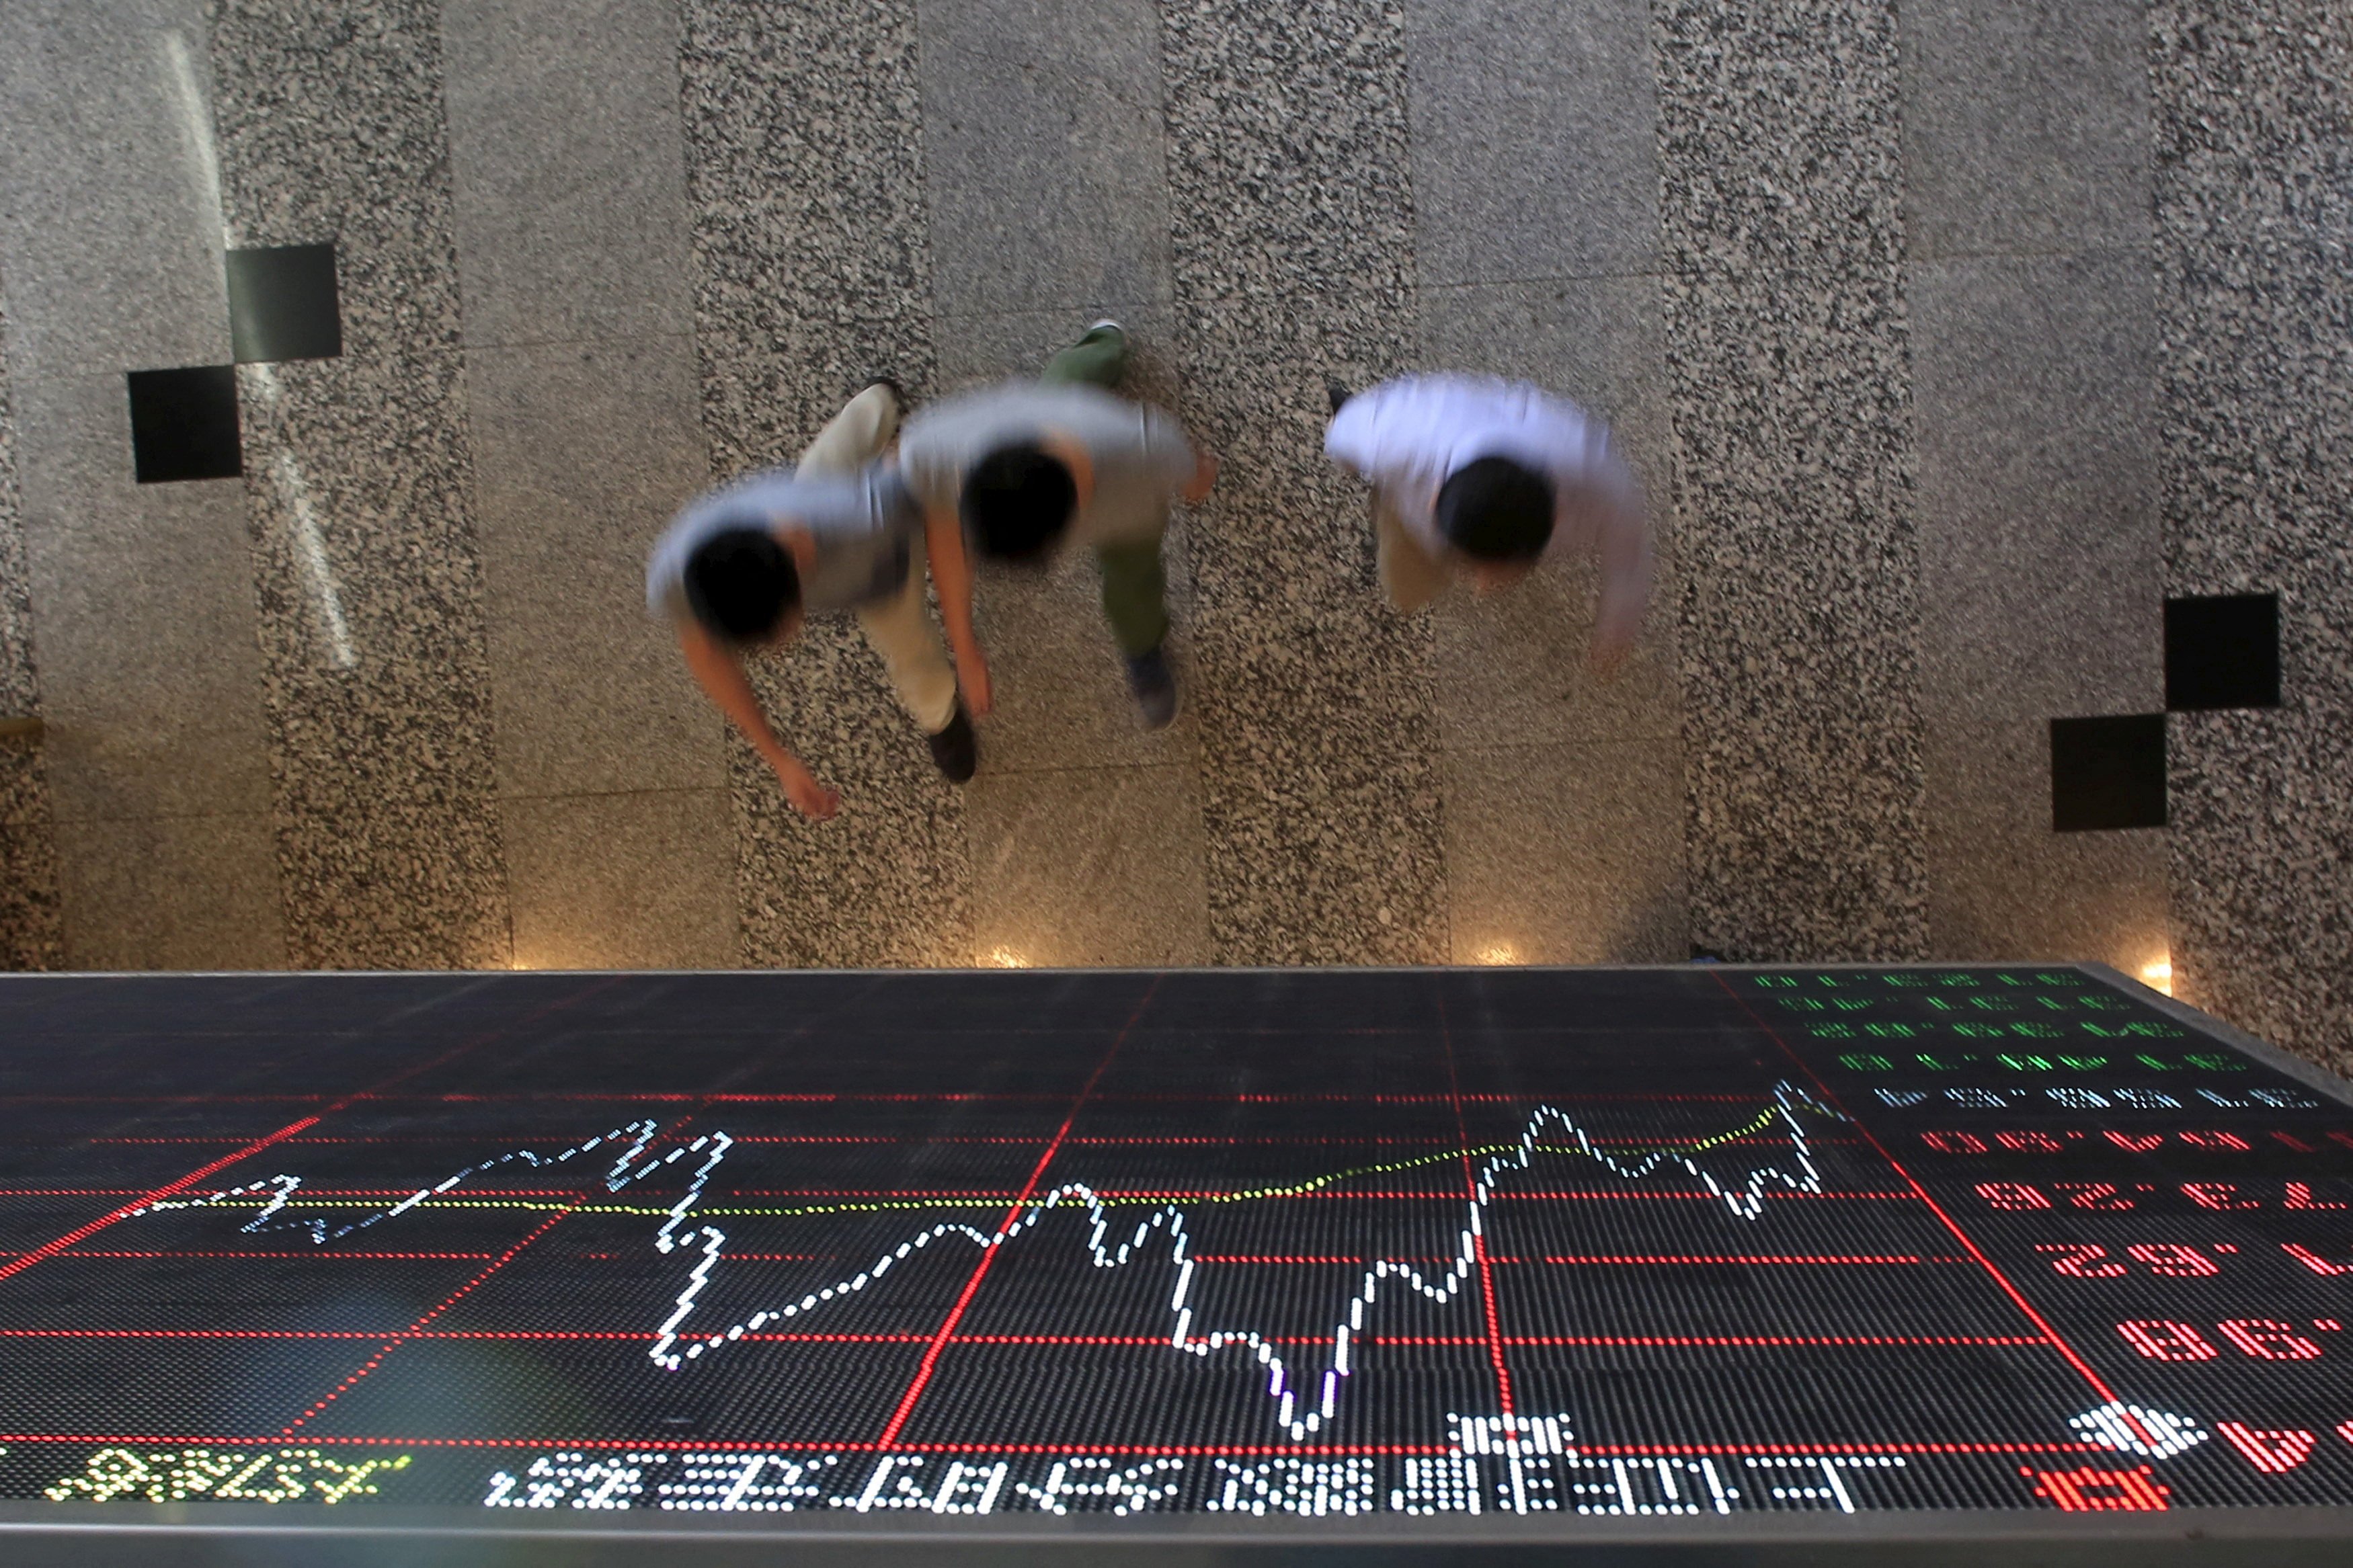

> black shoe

[
  {"left": 927, "top": 703, "right": 977, "bottom": 783},
  {"left": 1327, "top": 378, "right": 1352, "bottom": 416},
  {"left": 1124, "top": 647, "right": 1178, "bottom": 730}
]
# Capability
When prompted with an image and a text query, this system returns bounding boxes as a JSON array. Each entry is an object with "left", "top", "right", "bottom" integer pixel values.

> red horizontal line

[
  {"left": 0, "top": 1433, "right": 2109, "bottom": 1456},
  {"left": 38, "top": 1250, "right": 499, "bottom": 1261},
  {"left": 0, "top": 1329, "right": 2050, "bottom": 1348},
  {"left": 0, "top": 1188, "right": 1918, "bottom": 1204},
  {"left": 0, "top": 1091, "right": 1763, "bottom": 1105},
  {"left": 1186, "top": 1254, "right": 1954, "bottom": 1267}
]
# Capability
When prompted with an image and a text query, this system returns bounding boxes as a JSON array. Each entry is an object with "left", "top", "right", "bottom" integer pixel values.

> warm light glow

[
  {"left": 2141, "top": 957, "right": 2173, "bottom": 996},
  {"left": 984, "top": 948, "right": 1029, "bottom": 969},
  {"left": 1476, "top": 944, "right": 1520, "bottom": 966}
]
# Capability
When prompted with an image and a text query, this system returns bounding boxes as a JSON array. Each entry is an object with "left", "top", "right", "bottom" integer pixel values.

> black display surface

[{"left": 1, "top": 964, "right": 2350, "bottom": 1551}]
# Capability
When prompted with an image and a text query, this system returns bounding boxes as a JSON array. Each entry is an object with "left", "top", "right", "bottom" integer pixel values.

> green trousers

[{"left": 1039, "top": 325, "right": 1168, "bottom": 659}]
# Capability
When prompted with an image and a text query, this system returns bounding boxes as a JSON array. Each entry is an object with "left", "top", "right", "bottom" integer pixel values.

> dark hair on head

[
  {"left": 1436, "top": 456, "right": 1556, "bottom": 563},
  {"left": 961, "top": 442, "right": 1077, "bottom": 563},
  {"left": 684, "top": 526, "right": 799, "bottom": 643}
]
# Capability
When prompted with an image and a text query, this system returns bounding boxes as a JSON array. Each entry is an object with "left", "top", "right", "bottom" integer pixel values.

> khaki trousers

[
  {"left": 1375, "top": 485, "right": 1451, "bottom": 613},
  {"left": 795, "top": 385, "right": 959, "bottom": 734}
]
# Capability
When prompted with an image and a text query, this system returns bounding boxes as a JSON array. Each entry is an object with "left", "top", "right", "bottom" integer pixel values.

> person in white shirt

[
  {"left": 1324, "top": 374, "right": 1651, "bottom": 672},
  {"left": 647, "top": 382, "right": 989, "bottom": 819}
]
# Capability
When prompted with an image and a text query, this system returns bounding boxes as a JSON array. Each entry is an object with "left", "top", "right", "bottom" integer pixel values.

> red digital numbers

[
  {"left": 1977, "top": 1182, "right": 2050, "bottom": 1210},
  {"left": 2027, "top": 1467, "right": 2169, "bottom": 1512},
  {"left": 2127, "top": 1243, "right": 2221, "bottom": 1276},
  {"left": 1973, "top": 1180, "right": 2346, "bottom": 1212},
  {"left": 2036, "top": 1244, "right": 2126, "bottom": 1278},
  {"left": 1975, "top": 1182, "right": 2132, "bottom": 1210},
  {"left": 2035, "top": 1243, "right": 2219, "bottom": 1277},
  {"left": 2118, "top": 1319, "right": 2323, "bottom": 1360},
  {"left": 2217, "top": 1320, "right": 2323, "bottom": 1360}
]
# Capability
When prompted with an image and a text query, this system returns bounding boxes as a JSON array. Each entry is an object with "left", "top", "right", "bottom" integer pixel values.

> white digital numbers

[{"left": 477, "top": 1441, "right": 1912, "bottom": 1516}]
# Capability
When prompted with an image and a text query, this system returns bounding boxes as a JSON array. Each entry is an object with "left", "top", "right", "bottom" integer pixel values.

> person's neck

[{"left": 1039, "top": 430, "right": 1096, "bottom": 508}]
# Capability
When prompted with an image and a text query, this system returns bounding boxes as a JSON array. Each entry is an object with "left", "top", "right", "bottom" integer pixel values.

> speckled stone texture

[
  {"left": 2151, "top": 2, "right": 2353, "bottom": 1069},
  {"left": 679, "top": 0, "right": 970, "bottom": 968},
  {"left": 0, "top": 292, "right": 61, "bottom": 970},
  {"left": 206, "top": 0, "right": 511, "bottom": 968},
  {"left": 1651, "top": 0, "right": 1929, "bottom": 961},
  {"left": 1160, "top": 0, "right": 1446, "bottom": 965}
]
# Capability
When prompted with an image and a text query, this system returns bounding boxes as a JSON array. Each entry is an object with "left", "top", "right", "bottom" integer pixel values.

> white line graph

[{"left": 130, "top": 1081, "right": 1837, "bottom": 1440}]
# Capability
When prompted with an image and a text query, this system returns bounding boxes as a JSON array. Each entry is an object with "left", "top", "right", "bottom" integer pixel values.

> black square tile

[
  {"left": 2050, "top": 713, "right": 2167, "bottom": 832},
  {"left": 225, "top": 242, "right": 342, "bottom": 363},
  {"left": 2165, "top": 592, "right": 2280, "bottom": 710},
  {"left": 125, "top": 366, "right": 242, "bottom": 484}
]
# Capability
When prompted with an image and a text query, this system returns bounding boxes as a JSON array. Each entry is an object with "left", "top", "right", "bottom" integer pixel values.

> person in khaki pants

[{"left": 647, "top": 382, "right": 990, "bottom": 819}]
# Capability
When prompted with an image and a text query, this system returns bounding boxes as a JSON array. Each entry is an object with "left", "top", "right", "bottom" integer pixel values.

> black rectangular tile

[
  {"left": 2049, "top": 712, "right": 2166, "bottom": 831},
  {"left": 124, "top": 365, "right": 242, "bottom": 483},
  {"left": 225, "top": 241, "right": 342, "bottom": 363},
  {"left": 2165, "top": 591, "right": 2280, "bottom": 710}
]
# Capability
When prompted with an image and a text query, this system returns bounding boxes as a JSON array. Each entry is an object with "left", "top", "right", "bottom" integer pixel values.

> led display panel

[{"left": 0, "top": 966, "right": 2350, "bottom": 1537}]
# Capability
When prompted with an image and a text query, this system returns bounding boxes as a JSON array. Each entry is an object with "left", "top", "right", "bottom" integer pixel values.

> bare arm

[
  {"left": 1587, "top": 458, "right": 1652, "bottom": 679},
  {"left": 677, "top": 622, "right": 838, "bottom": 819},
  {"left": 923, "top": 503, "right": 991, "bottom": 717},
  {"left": 1182, "top": 445, "right": 1218, "bottom": 505}
]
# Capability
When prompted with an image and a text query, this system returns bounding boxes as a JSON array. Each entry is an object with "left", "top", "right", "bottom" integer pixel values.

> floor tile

[
  {"left": 678, "top": 0, "right": 937, "bottom": 478},
  {"left": 54, "top": 809, "right": 286, "bottom": 971},
  {"left": 1661, "top": 265, "right": 1929, "bottom": 961},
  {"left": 1404, "top": 0, "right": 1659, "bottom": 282},
  {"left": 1925, "top": 711, "right": 2167, "bottom": 964},
  {"left": 1443, "top": 737, "right": 1687, "bottom": 964},
  {"left": 1160, "top": 0, "right": 1443, "bottom": 963},
  {"left": 0, "top": 0, "right": 233, "bottom": 378},
  {"left": 965, "top": 762, "right": 1209, "bottom": 968},
  {"left": 465, "top": 334, "right": 721, "bottom": 798},
  {"left": 226, "top": 243, "right": 342, "bottom": 364},
  {"left": 916, "top": 0, "right": 1173, "bottom": 315},
  {"left": 127, "top": 364, "right": 242, "bottom": 483},
  {"left": 1899, "top": 0, "right": 2151, "bottom": 259},
  {"left": 2165, "top": 593, "right": 2281, "bottom": 712},
  {"left": 15, "top": 370, "right": 274, "bottom": 823},
  {"left": 504, "top": 786, "right": 737, "bottom": 971},
  {"left": 1650, "top": 0, "right": 1905, "bottom": 273},
  {"left": 1911, "top": 249, "right": 2160, "bottom": 723},
  {"left": 0, "top": 743, "right": 62, "bottom": 969},
  {"left": 206, "top": 0, "right": 465, "bottom": 360},
  {"left": 443, "top": 0, "right": 698, "bottom": 348}
]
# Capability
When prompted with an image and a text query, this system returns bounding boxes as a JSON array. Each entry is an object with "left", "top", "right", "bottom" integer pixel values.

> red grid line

[
  {"left": 0, "top": 1117, "right": 322, "bottom": 1288},
  {"left": 0, "top": 977, "right": 623, "bottom": 1292},
  {"left": 277, "top": 1205, "right": 578, "bottom": 1434},
  {"left": 0, "top": 1329, "right": 2054, "bottom": 1347},
  {"left": 1185, "top": 1253, "right": 1959, "bottom": 1266},
  {"left": 873, "top": 977, "right": 1160, "bottom": 1448},
  {"left": 1708, "top": 972, "right": 2128, "bottom": 1413},
  {"left": 0, "top": 1186, "right": 1925, "bottom": 1202},
  {"left": 1438, "top": 993, "right": 1515, "bottom": 1418}
]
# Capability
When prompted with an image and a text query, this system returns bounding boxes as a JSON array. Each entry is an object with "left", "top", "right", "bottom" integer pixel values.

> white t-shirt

[
  {"left": 898, "top": 382, "right": 1197, "bottom": 549},
  {"left": 647, "top": 465, "right": 922, "bottom": 622},
  {"left": 1325, "top": 374, "right": 1650, "bottom": 652}
]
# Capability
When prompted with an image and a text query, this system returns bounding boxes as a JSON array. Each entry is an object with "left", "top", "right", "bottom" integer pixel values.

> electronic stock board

[{"left": 0, "top": 964, "right": 2349, "bottom": 1562}]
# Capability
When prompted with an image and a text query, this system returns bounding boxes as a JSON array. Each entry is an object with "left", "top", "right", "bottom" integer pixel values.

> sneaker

[
  {"left": 1124, "top": 646, "right": 1178, "bottom": 730},
  {"left": 926, "top": 702, "right": 978, "bottom": 783},
  {"left": 1086, "top": 319, "right": 1123, "bottom": 338}
]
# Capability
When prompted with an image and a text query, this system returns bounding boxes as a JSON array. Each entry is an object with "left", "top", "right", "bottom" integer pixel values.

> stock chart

[{"left": 0, "top": 964, "right": 2348, "bottom": 1530}]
